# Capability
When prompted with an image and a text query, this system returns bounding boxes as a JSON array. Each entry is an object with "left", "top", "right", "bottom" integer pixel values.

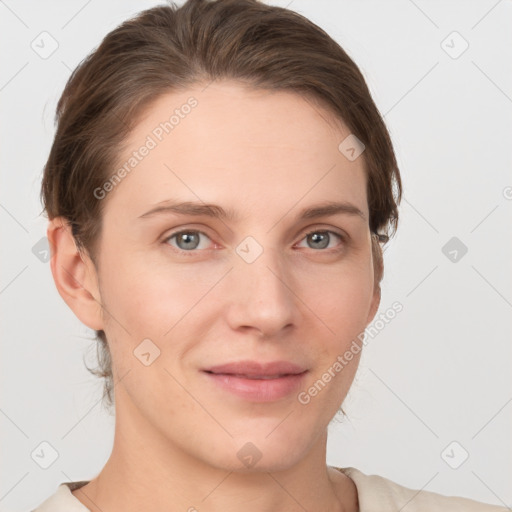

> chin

[
  {"left": 201, "top": 428, "right": 313, "bottom": 473},
  {"left": 212, "top": 453, "right": 305, "bottom": 474}
]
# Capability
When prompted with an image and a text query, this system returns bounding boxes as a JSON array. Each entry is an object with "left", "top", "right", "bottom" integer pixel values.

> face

[{"left": 90, "top": 81, "right": 380, "bottom": 471}]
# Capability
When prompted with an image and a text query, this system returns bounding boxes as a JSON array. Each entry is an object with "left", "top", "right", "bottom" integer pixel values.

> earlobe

[{"left": 47, "top": 217, "right": 104, "bottom": 331}]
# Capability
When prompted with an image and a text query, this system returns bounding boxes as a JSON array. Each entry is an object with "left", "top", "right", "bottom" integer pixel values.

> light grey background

[{"left": 1, "top": 0, "right": 511, "bottom": 510}]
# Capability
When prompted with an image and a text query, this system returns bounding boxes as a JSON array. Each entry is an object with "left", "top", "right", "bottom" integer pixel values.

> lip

[
  {"left": 202, "top": 360, "right": 308, "bottom": 402},
  {"left": 204, "top": 360, "right": 307, "bottom": 377}
]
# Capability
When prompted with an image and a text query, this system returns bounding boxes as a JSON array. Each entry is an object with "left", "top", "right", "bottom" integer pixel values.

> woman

[{"left": 33, "top": 0, "right": 506, "bottom": 510}]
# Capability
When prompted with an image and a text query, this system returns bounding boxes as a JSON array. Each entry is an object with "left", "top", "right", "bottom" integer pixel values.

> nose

[{"left": 224, "top": 243, "right": 299, "bottom": 338}]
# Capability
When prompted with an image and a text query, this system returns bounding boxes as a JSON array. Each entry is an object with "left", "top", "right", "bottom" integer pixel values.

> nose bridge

[{"left": 227, "top": 236, "right": 298, "bottom": 335}]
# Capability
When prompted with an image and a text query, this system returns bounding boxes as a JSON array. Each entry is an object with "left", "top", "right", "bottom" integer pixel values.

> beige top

[{"left": 31, "top": 466, "right": 507, "bottom": 511}]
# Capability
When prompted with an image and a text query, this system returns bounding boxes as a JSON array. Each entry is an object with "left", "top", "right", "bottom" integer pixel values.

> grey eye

[
  {"left": 298, "top": 230, "right": 344, "bottom": 251},
  {"left": 307, "top": 232, "right": 331, "bottom": 249},
  {"left": 166, "top": 230, "right": 210, "bottom": 251}
]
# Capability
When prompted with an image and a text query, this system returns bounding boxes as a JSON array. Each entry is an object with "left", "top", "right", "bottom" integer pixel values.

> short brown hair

[{"left": 40, "top": 0, "right": 402, "bottom": 412}]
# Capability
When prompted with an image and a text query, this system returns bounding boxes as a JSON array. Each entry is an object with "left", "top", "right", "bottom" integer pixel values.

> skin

[{"left": 48, "top": 80, "right": 381, "bottom": 512}]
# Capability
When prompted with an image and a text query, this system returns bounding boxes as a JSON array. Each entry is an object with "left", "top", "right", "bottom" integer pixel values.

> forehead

[{"left": 105, "top": 80, "right": 368, "bottom": 222}]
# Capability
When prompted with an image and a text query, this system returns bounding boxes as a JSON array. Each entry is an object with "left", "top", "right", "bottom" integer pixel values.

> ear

[
  {"left": 367, "top": 283, "right": 381, "bottom": 325},
  {"left": 366, "top": 234, "right": 383, "bottom": 324},
  {"left": 47, "top": 217, "right": 104, "bottom": 330}
]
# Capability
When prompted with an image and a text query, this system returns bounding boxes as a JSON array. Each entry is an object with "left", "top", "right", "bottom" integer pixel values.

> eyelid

[
  {"left": 300, "top": 226, "right": 347, "bottom": 241},
  {"left": 162, "top": 224, "right": 348, "bottom": 254}
]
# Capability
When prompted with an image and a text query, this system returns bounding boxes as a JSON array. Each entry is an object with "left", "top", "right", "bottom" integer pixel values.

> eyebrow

[{"left": 138, "top": 199, "right": 366, "bottom": 222}]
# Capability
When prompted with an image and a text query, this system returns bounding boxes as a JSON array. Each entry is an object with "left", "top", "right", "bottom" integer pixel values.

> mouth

[
  {"left": 204, "top": 371, "right": 301, "bottom": 379},
  {"left": 201, "top": 361, "right": 308, "bottom": 402},
  {"left": 203, "top": 360, "right": 308, "bottom": 377}
]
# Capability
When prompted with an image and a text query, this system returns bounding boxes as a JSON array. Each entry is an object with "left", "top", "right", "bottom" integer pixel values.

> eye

[
  {"left": 164, "top": 230, "right": 213, "bottom": 252},
  {"left": 163, "top": 228, "right": 346, "bottom": 254},
  {"left": 295, "top": 229, "right": 345, "bottom": 251}
]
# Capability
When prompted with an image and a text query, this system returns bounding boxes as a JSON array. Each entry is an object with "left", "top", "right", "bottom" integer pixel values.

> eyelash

[{"left": 162, "top": 227, "right": 347, "bottom": 256}]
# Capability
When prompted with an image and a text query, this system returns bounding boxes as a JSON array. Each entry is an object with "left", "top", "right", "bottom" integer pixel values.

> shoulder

[
  {"left": 30, "top": 481, "right": 90, "bottom": 512},
  {"left": 334, "top": 466, "right": 508, "bottom": 512}
]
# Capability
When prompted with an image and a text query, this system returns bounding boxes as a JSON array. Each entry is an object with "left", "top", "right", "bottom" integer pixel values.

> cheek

[
  {"left": 97, "top": 250, "right": 222, "bottom": 363},
  {"left": 299, "top": 273, "right": 370, "bottom": 411},
  {"left": 299, "top": 260, "right": 374, "bottom": 402},
  {"left": 306, "top": 259, "right": 374, "bottom": 335}
]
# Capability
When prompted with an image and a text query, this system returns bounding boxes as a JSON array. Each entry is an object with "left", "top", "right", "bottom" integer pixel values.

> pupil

[{"left": 310, "top": 232, "right": 328, "bottom": 249}]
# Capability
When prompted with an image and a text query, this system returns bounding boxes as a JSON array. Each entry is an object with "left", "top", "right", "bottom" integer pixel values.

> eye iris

[
  {"left": 177, "top": 232, "right": 200, "bottom": 250},
  {"left": 308, "top": 232, "right": 329, "bottom": 250}
]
